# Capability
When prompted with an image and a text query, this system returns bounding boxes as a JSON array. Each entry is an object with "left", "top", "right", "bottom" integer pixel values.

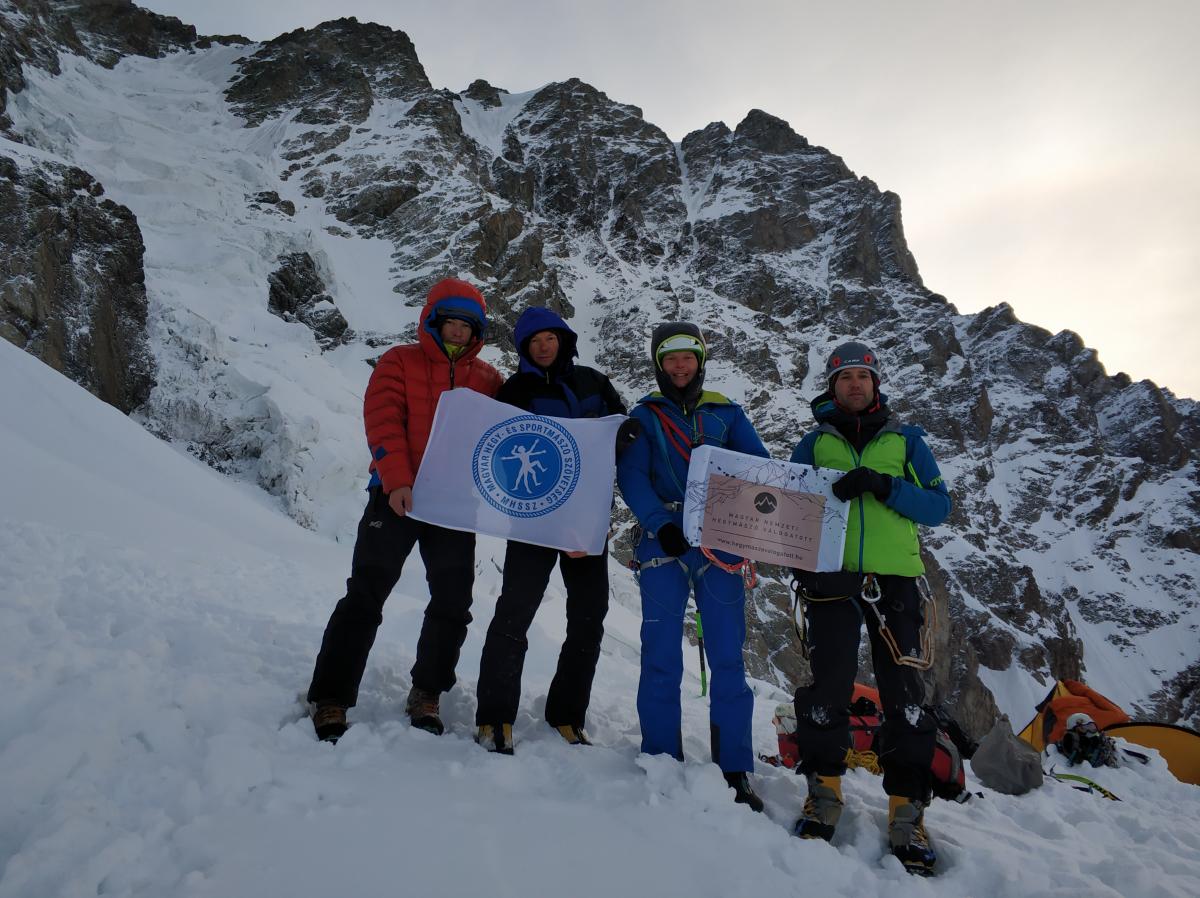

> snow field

[{"left": 4, "top": 333, "right": 1200, "bottom": 897}]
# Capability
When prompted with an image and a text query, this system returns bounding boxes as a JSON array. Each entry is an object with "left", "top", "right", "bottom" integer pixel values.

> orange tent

[
  {"left": 1104, "top": 723, "right": 1200, "bottom": 786},
  {"left": 1017, "top": 680, "right": 1129, "bottom": 752}
]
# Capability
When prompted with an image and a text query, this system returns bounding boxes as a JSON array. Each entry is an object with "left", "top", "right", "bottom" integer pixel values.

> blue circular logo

[{"left": 473, "top": 415, "right": 581, "bottom": 518}]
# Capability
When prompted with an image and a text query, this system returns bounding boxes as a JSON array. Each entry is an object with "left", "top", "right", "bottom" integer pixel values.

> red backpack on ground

[{"left": 769, "top": 684, "right": 973, "bottom": 803}]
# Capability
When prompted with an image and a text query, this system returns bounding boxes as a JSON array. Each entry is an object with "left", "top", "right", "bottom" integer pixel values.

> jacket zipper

[{"left": 849, "top": 440, "right": 866, "bottom": 573}]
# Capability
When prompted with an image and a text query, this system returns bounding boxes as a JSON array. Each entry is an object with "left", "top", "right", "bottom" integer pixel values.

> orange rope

[{"left": 701, "top": 547, "right": 757, "bottom": 588}]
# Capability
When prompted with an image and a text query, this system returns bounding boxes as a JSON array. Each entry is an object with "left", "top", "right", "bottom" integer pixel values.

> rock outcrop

[{"left": 0, "top": 154, "right": 153, "bottom": 412}]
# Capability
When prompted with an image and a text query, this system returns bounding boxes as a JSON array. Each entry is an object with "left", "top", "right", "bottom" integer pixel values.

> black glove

[
  {"left": 615, "top": 418, "right": 642, "bottom": 456},
  {"left": 655, "top": 522, "right": 690, "bottom": 557},
  {"left": 832, "top": 467, "right": 893, "bottom": 503}
]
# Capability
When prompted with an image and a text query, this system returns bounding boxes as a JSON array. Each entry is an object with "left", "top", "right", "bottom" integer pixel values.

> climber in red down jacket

[{"left": 307, "top": 277, "right": 503, "bottom": 742}]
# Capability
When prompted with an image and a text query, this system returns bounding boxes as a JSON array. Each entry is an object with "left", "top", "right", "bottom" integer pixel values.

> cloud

[{"left": 907, "top": 161, "right": 1200, "bottom": 396}]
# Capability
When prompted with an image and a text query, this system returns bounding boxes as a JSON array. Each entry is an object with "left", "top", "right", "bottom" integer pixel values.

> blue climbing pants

[{"left": 635, "top": 532, "right": 754, "bottom": 772}]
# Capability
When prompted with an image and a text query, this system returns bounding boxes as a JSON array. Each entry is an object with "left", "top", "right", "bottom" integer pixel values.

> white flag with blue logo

[{"left": 409, "top": 389, "right": 625, "bottom": 554}]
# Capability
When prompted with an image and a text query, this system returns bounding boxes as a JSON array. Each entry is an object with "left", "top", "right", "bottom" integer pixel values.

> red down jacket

[{"left": 365, "top": 279, "right": 503, "bottom": 493}]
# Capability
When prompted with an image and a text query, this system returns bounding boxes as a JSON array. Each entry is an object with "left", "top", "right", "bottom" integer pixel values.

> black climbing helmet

[{"left": 824, "top": 341, "right": 880, "bottom": 386}]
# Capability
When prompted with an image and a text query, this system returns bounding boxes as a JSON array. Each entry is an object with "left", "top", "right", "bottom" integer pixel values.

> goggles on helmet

[{"left": 655, "top": 334, "right": 706, "bottom": 367}]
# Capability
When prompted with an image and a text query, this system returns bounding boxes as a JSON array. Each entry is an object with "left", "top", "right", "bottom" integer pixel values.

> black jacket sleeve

[
  {"left": 599, "top": 374, "right": 627, "bottom": 416},
  {"left": 496, "top": 373, "right": 532, "bottom": 411}
]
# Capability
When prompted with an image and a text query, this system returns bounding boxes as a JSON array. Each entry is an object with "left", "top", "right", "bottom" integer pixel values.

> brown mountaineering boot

[
  {"left": 311, "top": 703, "right": 348, "bottom": 743},
  {"left": 793, "top": 774, "right": 843, "bottom": 841},
  {"left": 405, "top": 686, "right": 444, "bottom": 735}
]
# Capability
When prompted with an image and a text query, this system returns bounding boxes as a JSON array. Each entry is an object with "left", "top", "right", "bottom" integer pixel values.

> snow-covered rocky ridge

[{"left": 1, "top": 1, "right": 1197, "bottom": 737}]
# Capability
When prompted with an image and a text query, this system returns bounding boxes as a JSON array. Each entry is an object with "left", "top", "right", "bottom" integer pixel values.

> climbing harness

[
  {"left": 643, "top": 406, "right": 757, "bottom": 587},
  {"left": 861, "top": 574, "right": 937, "bottom": 670},
  {"left": 790, "top": 573, "right": 936, "bottom": 670}
]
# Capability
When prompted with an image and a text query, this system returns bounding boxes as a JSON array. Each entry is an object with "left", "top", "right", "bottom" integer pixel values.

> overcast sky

[{"left": 139, "top": 0, "right": 1200, "bottom": 398}]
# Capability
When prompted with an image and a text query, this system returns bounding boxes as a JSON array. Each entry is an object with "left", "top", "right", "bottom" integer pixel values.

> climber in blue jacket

[{"left": 617, "top": 321, "right": 769, "bottom": 812}]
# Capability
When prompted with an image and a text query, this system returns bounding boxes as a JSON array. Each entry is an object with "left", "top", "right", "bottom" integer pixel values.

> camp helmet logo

[{"left": 473, "top": 414, "right": 581, "bottom": 518}]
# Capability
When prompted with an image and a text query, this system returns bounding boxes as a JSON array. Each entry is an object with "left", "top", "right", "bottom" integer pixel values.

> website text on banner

[
  {"left": 681, "top": 445, "right": 848, "bottom": 571},
  {"left": 409, "top": 389, "right": 625, "bottom": 554}
]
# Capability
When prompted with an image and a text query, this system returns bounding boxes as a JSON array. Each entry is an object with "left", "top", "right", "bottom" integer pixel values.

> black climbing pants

[
  {"left": 475, "top": 540, "right": 610, "bottom": 728},
  {"left": 308, "top": 487, "right": 476, "bottom": 707},
  {"left": 792, "top": 575, "right": 937, "bottom": 800}
]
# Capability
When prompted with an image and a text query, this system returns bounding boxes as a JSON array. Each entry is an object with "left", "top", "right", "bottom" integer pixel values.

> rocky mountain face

[
  {"left": 2, "top": 5, "right": 1196, "bottom": 737},
  {"left": 0, "top": 0, "right": 241, "bottom": 409},
  {"left": 0, "top": 151, "right": 153, "bottom": 411}
]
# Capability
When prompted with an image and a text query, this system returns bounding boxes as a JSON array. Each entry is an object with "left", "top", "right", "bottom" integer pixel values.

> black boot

[{"left": 723, "top": 771, "right": 764, "bottom": 812}]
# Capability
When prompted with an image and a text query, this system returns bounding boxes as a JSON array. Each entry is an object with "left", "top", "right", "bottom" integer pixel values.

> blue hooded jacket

[
  {"left": 497, "top": 307, "right": 626, "bottom": 419},
  {"left": 617, "top": 391, "right": 769, "bottom": 537}
]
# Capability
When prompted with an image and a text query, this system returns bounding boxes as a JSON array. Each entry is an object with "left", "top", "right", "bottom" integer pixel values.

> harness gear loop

[
  {"left": 789, "top": 572, "right": 858, "bottom": 658},
  {"left": 862, "top": 575, "right": 937, "bottom": 670},
  {"left": 789, "top": 576, "right": 806, "bottom": 651},
  {"left": 789, "top": 573, "right": 935, "bottom": 670},
  {"left": 629, "top": 554, "right": 688, "bottom": 575},
  {"left": 701, "top": 547, "right": 757, "bottom": 588}
]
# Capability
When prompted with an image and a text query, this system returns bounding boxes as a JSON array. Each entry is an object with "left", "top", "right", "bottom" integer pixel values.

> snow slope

[{"left": 3, "top": 328, "right": 1200, "bottom": 897}]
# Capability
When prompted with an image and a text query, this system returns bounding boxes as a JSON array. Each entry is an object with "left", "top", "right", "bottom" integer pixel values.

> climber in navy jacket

[{"left": 474, "top": 306, "right": 627, "bottom": 754}]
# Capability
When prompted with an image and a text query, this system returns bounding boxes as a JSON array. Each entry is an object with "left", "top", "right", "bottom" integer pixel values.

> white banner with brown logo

[{"left": 681, "top": 445, "right": 848, "bottom": 571}]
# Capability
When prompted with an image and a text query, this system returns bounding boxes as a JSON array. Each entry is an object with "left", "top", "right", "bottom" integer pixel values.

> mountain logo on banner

[
  {"left": 754, "top": 492, "right": 779, "bottom": 514},
  {"left": 473, "top": 415, "right": 581, "bottom": 518}
]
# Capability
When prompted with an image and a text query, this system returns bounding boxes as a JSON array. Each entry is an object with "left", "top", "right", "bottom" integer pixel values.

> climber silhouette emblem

[{"left": 473, "top": 414, "right": 581, "bottom": 518}]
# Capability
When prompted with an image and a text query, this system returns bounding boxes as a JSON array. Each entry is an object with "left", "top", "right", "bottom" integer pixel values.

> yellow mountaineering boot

[
  {"left": 888, "top": 796, "right": 937, "bottom": 876},
  {"left": 552, "top": 724, "right": 593, "bottom": 746},
  {"left": 792, "top": 774, "right": 843, "bottom": 841},
  {"left": 475, "top": 723, "right": 515, "bottom": 755}
]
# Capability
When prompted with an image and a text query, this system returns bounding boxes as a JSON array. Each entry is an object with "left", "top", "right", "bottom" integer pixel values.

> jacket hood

[
  {"left": 650, "top": 321, "right": 706, "bottom": 410},
  {"left": 418, "top": 278, "right": 488, "bottom": 362},
  {"left": 514, "top": 306, "right": 578, "bottom": 376}
]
